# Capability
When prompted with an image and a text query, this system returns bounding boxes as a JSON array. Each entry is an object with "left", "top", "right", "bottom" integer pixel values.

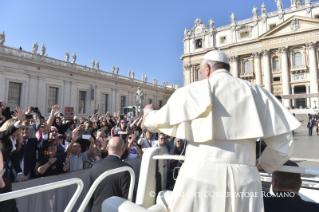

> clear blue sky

[{"left": 0, "top": 0, "right": 294, "bottom": 87}]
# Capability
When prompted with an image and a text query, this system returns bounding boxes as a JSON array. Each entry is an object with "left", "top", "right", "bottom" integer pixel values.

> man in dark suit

[
  {"left": 307, "top": 118, "right": 313, "bottom": 136},
  {"left": 14, "top": 126, "right": 40, "bottom": 181},
  {"left": 89, "top": 137, "right": 131, "bottom": 212},
  {"left": 263, "top": 160, "right": 319, "bottom": 212}
]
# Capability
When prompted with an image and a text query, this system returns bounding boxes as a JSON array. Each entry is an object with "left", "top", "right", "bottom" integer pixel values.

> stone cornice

[{"left": 0, "top": 53, "right": 175, "bottom": 94}]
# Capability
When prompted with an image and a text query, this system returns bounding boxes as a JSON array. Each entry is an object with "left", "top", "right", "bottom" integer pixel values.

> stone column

[
  {"left": 291, "top": 86, "right": 295, "bottom": 108},
  {"left": 111, "top": 88, "right": 115, "bottom": 113},
  {"left": 28, "top": 75, "right": 38, "bottom": 109},
  {"left": 262, "top": 50, "right": 271, "bottom": 92},
  {"left": 306, "top": 84, "right": 310, "bottom": 108},
  {"left": 252, "top": 52, "right": 262, "bottom": 86},
  {"left": 306, "top": 42, "right": 319, "bottom": 108},
  {"left": 279, "top": 46, "right": 291, "bottom": 108},
  {"left": 37, "top": 77, "right": 46, "bottom": 115},
  {"left": 229, "top": 56, "right": 239, "bottom": 78},
  {"left": 0, "top": 69, "right": 4, "bottom": 100}
]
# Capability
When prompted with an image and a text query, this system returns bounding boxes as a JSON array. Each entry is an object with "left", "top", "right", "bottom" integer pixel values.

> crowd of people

[
  {"left": 0, "top": 100, "right": 186, "bottom": 211},
  {"left": 307, "top": 114, "right": 319, "bottom": 136}
]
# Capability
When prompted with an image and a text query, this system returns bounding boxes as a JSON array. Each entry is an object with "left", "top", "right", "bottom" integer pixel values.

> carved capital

[
  {"left": 305, "top": 42, "right": 316, "bottom": 50},
  {"left": 261, "top": 49, "right": 270, "bottom": 57},
  {"left": 278, "top": 46, "right": 288, "bottom": 54},
  {"left": 252, "top": 52, "right": 261, "bottom": 59},
  {"left": 184, "top": 64, "right": 193, "bottom": 70},
  {"left": 229, "top": 56, "right": 238, "bottom": 63}
]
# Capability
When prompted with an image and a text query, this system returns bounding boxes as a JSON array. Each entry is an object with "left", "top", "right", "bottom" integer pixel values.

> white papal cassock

[{"left": 143, "top": 69, "right": 300, "bottom": 212}]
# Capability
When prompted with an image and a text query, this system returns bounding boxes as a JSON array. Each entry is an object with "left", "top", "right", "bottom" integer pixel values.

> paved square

[{"left": 290, "top": 128, "right": 319, "bottom": 177}]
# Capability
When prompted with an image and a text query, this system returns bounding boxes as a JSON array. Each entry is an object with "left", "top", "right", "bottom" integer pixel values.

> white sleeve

[
  {"left": 137, "top": 138, "right": 144, "bottom": 145},
  {"left": 259, "top": 132, "right": 294, "bottom": 174}
]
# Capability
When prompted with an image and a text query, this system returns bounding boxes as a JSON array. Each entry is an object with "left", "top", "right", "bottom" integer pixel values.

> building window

[
  {"left": 273, "top": 59, "right": 279, "bottom": 70},
  {"left": 195, "top": 39, "right": 202, "bottom": 49},
  {"left": 269, "top": 24, "right": 276, "bottom": 30},
  {"left": 78, "top": 91, "right": 86, "bottom": 114},
  {"left": 244, "top": 61, "right": 251, "bottom": 73},
  {"left": 315, "top": 14, "right": 319, "bottom": 19},
  {"left": 149, "top": 99, "right": 153, "bottom": 104},
  {"left": 7, "top": 82, "right": 22, "bottom": 110},
  {"left": 121, "top": 96, "right": 126, "bottom": 109},
  {"left": 294, "top": 52, "right": 302, "bottom": 66},
  {"left": 47, "top": 87, "right": 59, "bottom": 113},
  {"left": 220, "top": 36, "right": 227, "bottom": 44},
  {"left": 101, "top": 94, "right": 108, "bottom": 114},
  {"left": 273, "top": 77, "right": 280, "bottom": 82},
  {"left": 159, "top": 100, "right": 163, "bottom": 109},
  {"left": 195, "top": 69, "right": 201, "bottom": 81}
]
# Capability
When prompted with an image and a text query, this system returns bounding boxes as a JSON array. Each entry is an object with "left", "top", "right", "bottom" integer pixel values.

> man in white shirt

[
  {"left": 143, "top": 50, "right": 300, "bottom": 212},
  {"left": 152, "top": 133, "right": 169, "bottom": 189},
  {"left": 137, "top": 129, "right": 154, "bottom": 150},
  {"left": 64, "top": 136, "right": 94, "bottom": 172}
]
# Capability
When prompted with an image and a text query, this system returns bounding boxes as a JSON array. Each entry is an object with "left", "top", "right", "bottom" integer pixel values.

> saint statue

[
  {"left": 0, "top": 31, "right": 5, "bottom": 44},
  {"left": 32, "top": 42, "right": 38, "bottom": 54},
  {"left": 184, "top": 28, "right": 187, "bottom": 36},
  {"left": 40, "top": 44, "right": 46, "bottom": 56},
  {"left": 252, "top": 6, "right": 258, "bottom": 17},
  {"left": 142, "top": 74, "right": 145, "bottom": 81},
  {"left": 153, "top": 78, "right": 156, "bottom": 84},
  {"left": 132, "top": 71, "right": 135, "bottom": 79},
  {"left": 116, "top": 66, "right": 119, "bottom": 74},
  {"left": 209, "top": 18, "right": 214, "bottom": 30},
  {"left": 65, "top": 51, "right": 70, "bottom": 62},
  {"left": 261, "top": 2, "right": 266, "bottom": 15},
  {"left": 145, "top": 75, "right": 148, "bottom": 82},
  {"left": 112, "top": 66, "right": 115, "bottom": 73},
  {"left": 96, "top": 60, "right": 100, "bottom": 69},
  {"left": 135, "top": 87, "right": 144, "bottom": 107},
  {"left": 128, "top": 70, "right": 131, "bottom": 78},
  {"left": 230, "top": 13, "right": 236, "bottom": 24},
  {"left": 276, "top": 0, "right": 283, "bottom": 10},
  {"left": 72, "top": 53, "right": 77, "bottom": 63},
  {"left": 91, "top": 59, "right": 95, "bottom": 68}
]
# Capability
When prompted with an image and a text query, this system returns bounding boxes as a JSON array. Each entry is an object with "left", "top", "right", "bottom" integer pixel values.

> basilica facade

[
  {"left": 0, "top": 37, "right": 175, "bottom": 117},
  {"left": 182, "top": 0, "right": 319, "bottom": 109}
]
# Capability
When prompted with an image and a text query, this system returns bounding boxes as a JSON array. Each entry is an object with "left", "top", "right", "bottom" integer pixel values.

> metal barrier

[
  {"left": 152, "top": 155, "right": 319, "bottom": 176},
  {"left": 77, "top": 166, "right": 135, "bottom": 212},
  {"left": 0, "top": 178, "right": 84, "bottom": 212}
]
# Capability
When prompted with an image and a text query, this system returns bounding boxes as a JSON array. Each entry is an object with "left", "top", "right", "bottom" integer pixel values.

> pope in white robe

[{"left": 143, "top": 50, "right": 300, "bottom": 212}]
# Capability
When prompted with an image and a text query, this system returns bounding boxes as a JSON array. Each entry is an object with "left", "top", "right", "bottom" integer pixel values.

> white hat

[{"left": 203, "top": 50, "right": 229, "bottom": 64}]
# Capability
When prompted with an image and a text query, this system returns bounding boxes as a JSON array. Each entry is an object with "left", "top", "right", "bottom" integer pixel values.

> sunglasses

[
  {"left": 177, "top": 141, "right": 183, "bottom": 143},
  {"left": 50, "top": 130, "right": 58, "bottom": 133},
  {"left": 121, "top": 122, "right": 126, "bottom": 124},
  {"left": 128, "top": 137, "right": 132, "bottom": 139},
  {"left": 48, "top": 143, "right": 57, "bottom": 147},
  {"left": 159, "top": 138, "right": 165, "bottom": 140}
]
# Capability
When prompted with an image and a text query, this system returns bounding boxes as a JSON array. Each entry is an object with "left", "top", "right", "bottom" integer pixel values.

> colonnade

[{"left": 230, "top": 42, "right": 319, "bottom": 108}]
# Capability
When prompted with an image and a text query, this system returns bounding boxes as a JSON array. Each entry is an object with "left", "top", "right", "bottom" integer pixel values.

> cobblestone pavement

[{"left": 290, "top": 128, "right": 319, "bottom": 178}]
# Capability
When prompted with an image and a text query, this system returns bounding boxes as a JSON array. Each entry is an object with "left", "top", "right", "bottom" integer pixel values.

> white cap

[{"left": 203, "top": 50, "right": 229, "bottom": 64}]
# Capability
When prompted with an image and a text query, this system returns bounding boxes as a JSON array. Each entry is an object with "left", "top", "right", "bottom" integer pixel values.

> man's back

[
  {"left": 264, "top": 192, "right": 319, "bottom": 212},
  {"left": 89, "top": 155, "right": 131, "bottom": 212}
]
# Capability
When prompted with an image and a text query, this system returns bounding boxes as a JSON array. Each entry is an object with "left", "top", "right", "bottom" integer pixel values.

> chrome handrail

[
  {"left": 77, "top": 166, "right": 135, "bottom": 212},
  {"left": 152, "top": 155, "right": 319, "bottom": 176},
  {"left": 0, "top": 178, "right": 83, "bottom": 212}
]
